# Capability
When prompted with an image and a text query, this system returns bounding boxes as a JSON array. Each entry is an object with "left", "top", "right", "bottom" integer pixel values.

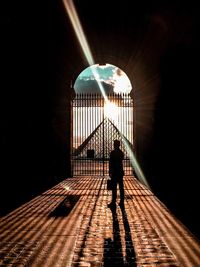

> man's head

[{"left": 114, "top": 139, "right": 120, "bottom": 149}]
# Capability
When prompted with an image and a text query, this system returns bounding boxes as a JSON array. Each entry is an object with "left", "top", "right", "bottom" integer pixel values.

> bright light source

[{"left": 104, "top": 102, "right": 119, "bottom": 123}]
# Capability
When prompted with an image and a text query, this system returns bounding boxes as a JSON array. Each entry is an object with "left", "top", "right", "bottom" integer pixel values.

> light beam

[
  {"left": 122, "top": 136, "right": 151, "bottom": 189},
  {"left": 62, "top": 0, "right": 151, "bottom": 190},
  {"left": 62, "top": 0, "right": 94, "bottom": 65},
  {"left": 62, "top": 0, "right": 108, "bottom": 102}
]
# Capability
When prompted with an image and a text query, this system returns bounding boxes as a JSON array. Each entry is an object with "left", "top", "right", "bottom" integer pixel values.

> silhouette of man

[{"left": 108, "top": 139, "right": 125, "bottom": 208}]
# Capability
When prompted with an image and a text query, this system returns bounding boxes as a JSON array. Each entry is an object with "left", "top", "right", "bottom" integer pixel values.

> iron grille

[{"left": 71, "top": 93, "right": 134, "bottom": 176}]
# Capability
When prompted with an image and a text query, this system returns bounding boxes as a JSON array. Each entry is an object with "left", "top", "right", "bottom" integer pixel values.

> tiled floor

[{"left": 0, "top": 176, "right": 200, "bottom": 266}]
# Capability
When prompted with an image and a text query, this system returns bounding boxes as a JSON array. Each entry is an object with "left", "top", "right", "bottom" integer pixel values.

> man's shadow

[{"left": 103, "top": 205, "right": 136, "bottom": 266}]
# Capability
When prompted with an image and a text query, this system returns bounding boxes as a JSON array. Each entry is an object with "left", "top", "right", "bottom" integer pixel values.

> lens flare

[
  {"left": 62, "top": 0, "right": 109, "bottom": 102},
  {"left": 90, "top": 68, "right": 108, "bottom": 101},
  {"left": 104, "top": 102, "right": 119, "bottom": 123},
  {"left": 122, "top": 136, "right": 151, "bottom": 189},
  {"left": 63, "top": 185, "right": 71, "bottom": 191},
  {"left": 62, "top": 0, "right": 94, "bottom": 65}
]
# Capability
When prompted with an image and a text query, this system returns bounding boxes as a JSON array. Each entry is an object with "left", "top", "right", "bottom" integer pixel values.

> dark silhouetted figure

[{"left": 108, "top": 139, "right": 124, "bottom": 208}]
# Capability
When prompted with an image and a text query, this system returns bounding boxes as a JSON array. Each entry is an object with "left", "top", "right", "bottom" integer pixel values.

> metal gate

[{"left": 71, "top": 93, "right": 134, "bottom": 176}]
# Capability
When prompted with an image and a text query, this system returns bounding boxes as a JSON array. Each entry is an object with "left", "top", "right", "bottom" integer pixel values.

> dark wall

[
  {"left": 0, "top": 1, "right": 75, "bottom": 214},
  {"left": 147, "top": 43, "right": 200, "bottom": 239}
]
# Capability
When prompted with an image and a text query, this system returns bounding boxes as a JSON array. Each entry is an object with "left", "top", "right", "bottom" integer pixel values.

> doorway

[{"left": 71, "top": 64, "right": 134, "bottom": 176}]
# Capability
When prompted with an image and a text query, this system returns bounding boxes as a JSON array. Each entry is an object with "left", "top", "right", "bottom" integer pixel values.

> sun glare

[{"left": 104, "top": 102, "right": 119, "bottom": 123}]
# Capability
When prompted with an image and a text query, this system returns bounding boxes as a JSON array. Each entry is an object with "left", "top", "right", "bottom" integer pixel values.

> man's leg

[
  {"left": 119, "top": 178, "right": 124, "bottom": 205},
  {"left": 112, "top": 181, "right": 117, "bottom": 203}
]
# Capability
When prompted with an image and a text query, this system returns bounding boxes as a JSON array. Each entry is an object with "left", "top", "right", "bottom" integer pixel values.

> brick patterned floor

[{"left": 0, "top": 176, "right": 200, "bottom": 266}]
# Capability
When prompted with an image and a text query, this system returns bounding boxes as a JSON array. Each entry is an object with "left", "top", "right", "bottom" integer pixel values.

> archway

[{"left": 71, "top": 63, "right": 134, "bottom": 176}]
